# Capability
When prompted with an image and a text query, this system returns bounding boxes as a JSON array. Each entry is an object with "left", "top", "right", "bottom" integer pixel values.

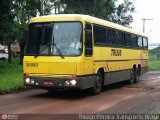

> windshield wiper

[
  {"left": 53, "top": 43, "right": 64, "bottom": 59},
  {"left": 51, "top": 23, "right": 64, "bottom": 59}
]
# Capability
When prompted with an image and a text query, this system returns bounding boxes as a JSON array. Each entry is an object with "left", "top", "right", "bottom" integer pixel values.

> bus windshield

[{"left": 26, "top": 22, "right": 82, "bottom": 56}]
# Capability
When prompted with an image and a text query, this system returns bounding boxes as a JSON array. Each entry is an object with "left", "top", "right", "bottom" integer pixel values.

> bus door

[{"left": 84, "top": 23, "right": 94, "bottom": 74}]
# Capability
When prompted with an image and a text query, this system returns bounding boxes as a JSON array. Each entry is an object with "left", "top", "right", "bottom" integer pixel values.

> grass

[
  {"left": 0, "top": 58, "right": 24, "bottom": 94},
  {"left": 149, "top": 60, "right": 160, "bottom": 70}
]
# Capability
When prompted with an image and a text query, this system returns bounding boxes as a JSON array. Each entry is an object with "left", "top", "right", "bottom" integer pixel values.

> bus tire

[
  {"left": 134, "top": 68, "right": 140, "bottom": 83},
  {"left": 129, "top": 69, "right": 134, "bottom": 84},
  {"left": 90, "top": 71, "right": 102, "bottom": 95}
]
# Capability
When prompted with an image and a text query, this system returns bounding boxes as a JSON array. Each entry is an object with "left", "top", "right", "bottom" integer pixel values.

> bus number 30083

[{"left": 26, "top": 63, "right": 38, "bottom": 67}]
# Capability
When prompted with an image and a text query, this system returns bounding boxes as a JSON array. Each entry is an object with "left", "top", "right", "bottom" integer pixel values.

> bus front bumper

[{"left": 24, "top": 75, "right": 95, "bottom": 90}]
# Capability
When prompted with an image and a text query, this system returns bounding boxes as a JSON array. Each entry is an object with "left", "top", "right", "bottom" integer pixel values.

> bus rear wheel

[
  {"left": 129, "top": 67, "right": 140, "bottom": 84},
  {"left": 129, "top": 70, "right": 134, "bottom": 84},
  {"left": 134, "top": 68, "right": 140, "bottom": 83},
  {"left": 90, "top": 71, "right": 102, "bottom": 95}
]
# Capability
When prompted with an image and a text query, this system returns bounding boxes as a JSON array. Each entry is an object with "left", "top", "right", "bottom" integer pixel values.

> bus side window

[
  {"left": 107, "top": 28, "right": 116, "bottom": 46},
  {"left": 125, "top": 33, "right": 131, "bottom": 47},
  {"left": 131, "top": 34, "right": 137, "bottom": 48},
  {"left": 143, "top": 37, "right": 148, "bottom": 49},
  {"left": 85, "top": 23, "right": 93, "bottom": 56},
  {"left": 94, "top": 25, "right": 106, "bottom": 46},
  {"left": 116, "top": 30, "right": 124, "bottom": 47},
  {"left": 137, "top": 36, "right": 143, "bottom": 49}
]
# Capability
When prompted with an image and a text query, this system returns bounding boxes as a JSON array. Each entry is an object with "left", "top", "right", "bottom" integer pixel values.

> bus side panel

[
  {"left": 93, "top": 47, "right": 148, "bottom": 85},
  {"left": 104, "top": 70, "right": 130, "bottom": 85}
]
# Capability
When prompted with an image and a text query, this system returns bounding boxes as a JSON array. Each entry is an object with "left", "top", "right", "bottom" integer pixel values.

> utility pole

[
  {"left": 40, "top": 0, "right": 44, "bottom": 16},
  {"left": 141, "top": 18, "right": 153, "bottom": 32}
]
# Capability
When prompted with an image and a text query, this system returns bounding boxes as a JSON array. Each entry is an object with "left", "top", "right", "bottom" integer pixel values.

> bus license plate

[{"left": 43, "top": 80, "right": 53, "bottom": 86}]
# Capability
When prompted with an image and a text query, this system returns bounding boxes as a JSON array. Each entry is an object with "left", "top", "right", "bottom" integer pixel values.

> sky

[{"left": 131, "top": 0, "right": 160, "bottom": 44}]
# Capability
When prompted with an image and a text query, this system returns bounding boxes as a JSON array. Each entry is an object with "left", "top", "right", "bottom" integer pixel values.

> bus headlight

[
  {"left": 70, "top": 79, "right": 76, "bottom": 86},
  {"left": 31, "top": 79, "right": 35, "bottom": 84},
  {"left": 25, "top": 78, "right": 30, "bottom": 84},
  {"left": 64, "top": 80, "right": 70, "bottom": 86}
]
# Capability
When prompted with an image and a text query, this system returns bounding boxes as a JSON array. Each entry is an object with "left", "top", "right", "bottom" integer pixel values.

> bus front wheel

[{"left": 90, "top": 71, "right": 102, "bottom": 95}]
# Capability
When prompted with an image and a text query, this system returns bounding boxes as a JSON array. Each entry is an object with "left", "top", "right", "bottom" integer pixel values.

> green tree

[
  {"left": 12, "top": 0, "right": 54, "bottom": 64},
  {"left": 61, "top": 0, "right": 116, "bottom": 20},
  {"left": 156, "top": 53, "right": 160, "bottom": 60},
  {"left": 13, "top": 0, "right": 38, "bottom": 64},
  {"left": 58, "top": 0, "right": 135, "bottom": 26},
  {"left": 53, "top": 0, "right": 64, "bottom": 14},
  {"left": 0, "top": 0, "right": 18, "bottom": 63},
  {"left": 112, "top": 0, "right": 135, "bottom": 27}
]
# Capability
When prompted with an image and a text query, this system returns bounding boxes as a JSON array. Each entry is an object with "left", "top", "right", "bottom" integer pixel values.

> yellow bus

[{"left": 23, "top": 14, "right": 148, "bottom": 94}]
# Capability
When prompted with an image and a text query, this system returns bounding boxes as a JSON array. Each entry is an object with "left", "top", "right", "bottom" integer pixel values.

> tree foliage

[
  {"left": 12, "top": 0, "right": 54, "bottom": 64},
  {"left": 61, "top": 0, "right": 115, "bottom": 20},
  {"left": 112, "top": 0, "right": 135, "bottom": 27},
  {"left": 0, "top": 0, "right": 14, "bottom": 45},
  {"left": 0, "top": 0, "right": 19, "bottom": 62},
  {"left": 59, "top": 0, "right": 135, "bottom": 26}
]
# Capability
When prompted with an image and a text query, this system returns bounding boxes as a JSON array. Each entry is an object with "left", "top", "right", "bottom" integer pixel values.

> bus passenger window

[
  {"left": 138, "top": 36, "right": 143, "bottom": 48},
  {"left": 94, "top": 25, "right": 106, "bottom": 45},
  {"left": 107, "top": 29, "right": 116, "bottom": 45},
  {"left": 131, "top": 35, "right": 137, "bottom": 48},
  {"left": 125, "top": 33, "right": 131, "bottom": 47},
  {"left": 85, "top": 23, "right": 93, "bottom": 56},
  {"left": 143, "top": 37, "right": 148, "bottom": 49},
  {"left": 117, "top": 31, "right": 124, "bottom": 46}
]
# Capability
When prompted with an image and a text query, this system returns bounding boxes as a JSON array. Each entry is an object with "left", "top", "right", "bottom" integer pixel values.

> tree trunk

[
  {"left": 58, "top": 3, "right": 60, "bottom": 13},
  {"left": 55, "top": 7, "right": 57, "bottom": 14},
  {"left": 8, "top": 44, "right": 12, "bottom": 63},
  {"left": 19, "top": 41, "right": 25, "bottom": 65}
]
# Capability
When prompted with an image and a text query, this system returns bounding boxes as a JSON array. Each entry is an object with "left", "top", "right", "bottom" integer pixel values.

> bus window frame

[
  {"left": 124, "top": 32, "right": 132, "bottom": 48},
  {"left": 137, "top": 36, "right": 143, "bottom": 50},
  {"left": 84, "top": 22, "right": 148, "bottom": 51},
  {"left": 25, "top": 21, "right": 84, "bottom": 57},
  {"left": 107, "top": 28, "right": 117, "bottom": 46},
  {"left": 116, "top": 30, "right": 125, "bottom": 47},
  {"left": 85, "top": 22, "right": 93, "bottom": 57},
  {"left": 93, "top": 24, "right": 106, "bottom": 47},
  {"left": 131, "top": 34, "right": 138, "bottom": 49},
  {"left": 143, "top": 37, "right": 148, "bottom": 50}
]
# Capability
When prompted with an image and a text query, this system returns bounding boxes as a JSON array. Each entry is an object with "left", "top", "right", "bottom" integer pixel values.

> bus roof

[{"left": 30, "top": 14, "right": 147, "bottom": 37}]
